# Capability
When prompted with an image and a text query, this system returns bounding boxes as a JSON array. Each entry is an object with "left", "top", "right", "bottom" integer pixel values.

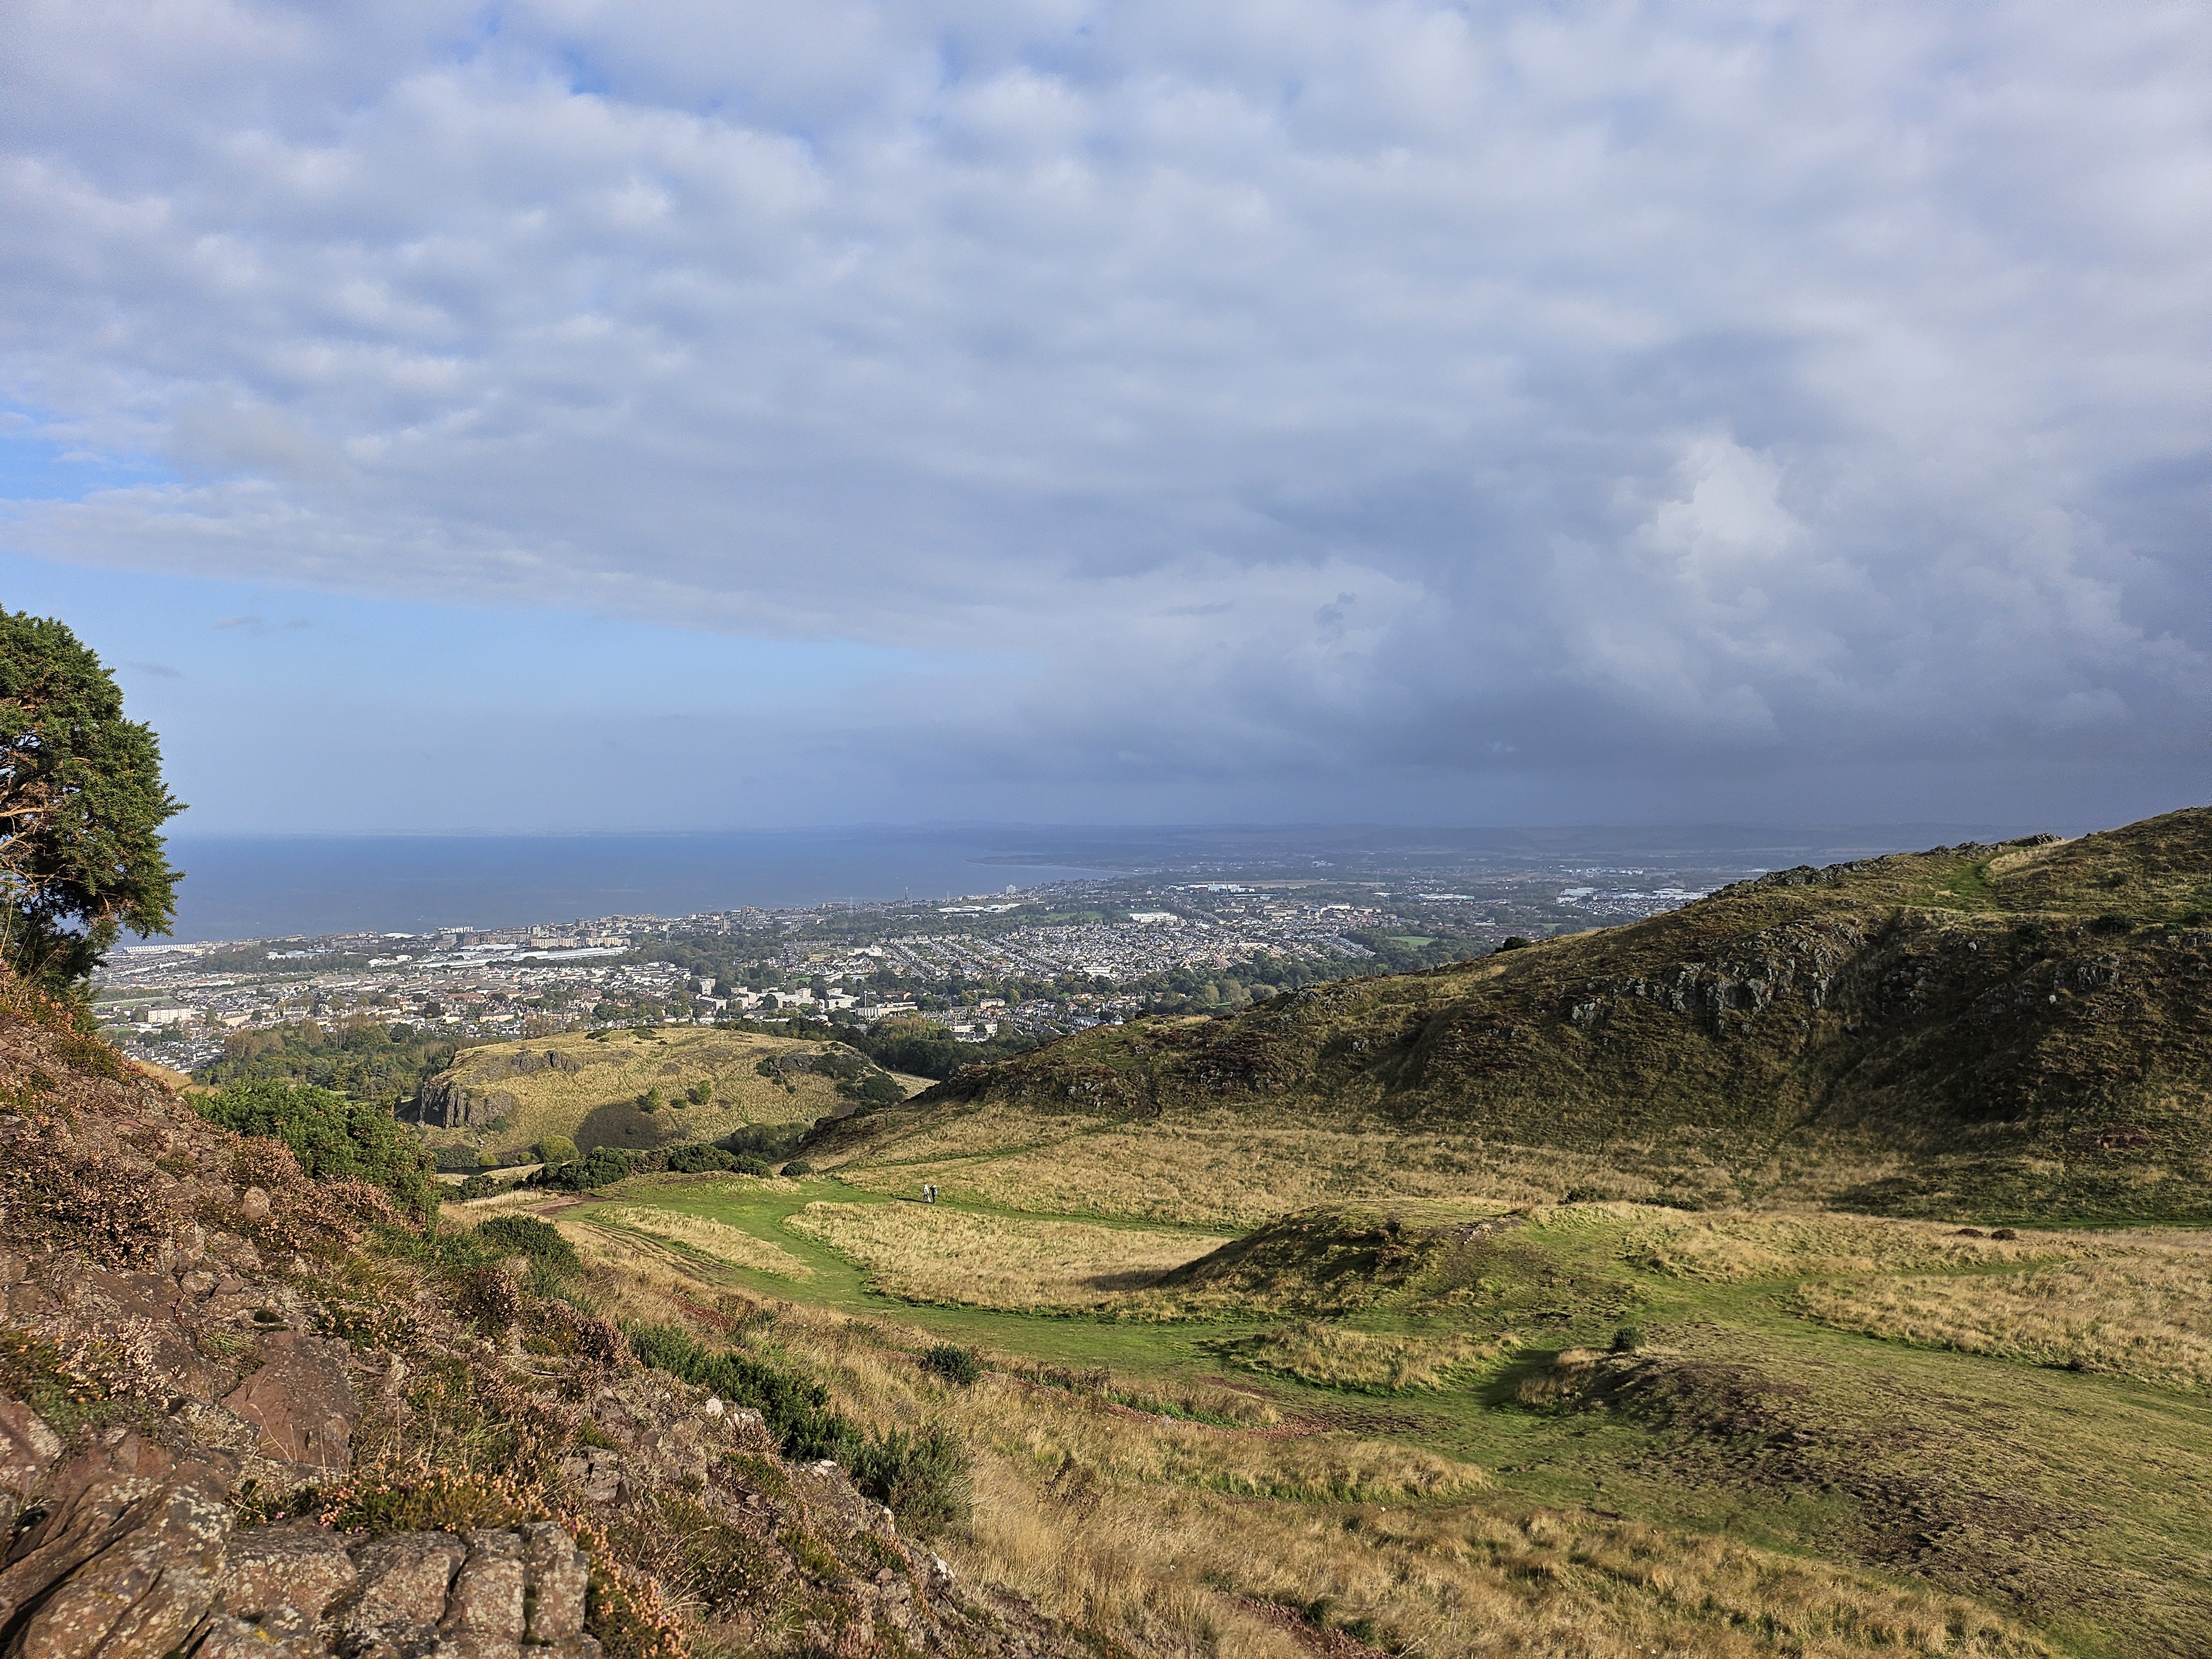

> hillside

[
  {"left": 812, "top": 807, "right": 2212, "bottom": 1224},
  {"left": 413, "top": 1025, "right": 919, "bottom": 1164},
  {"left": 0, "top": 971, "right": 1100, "bottom": 1659}
]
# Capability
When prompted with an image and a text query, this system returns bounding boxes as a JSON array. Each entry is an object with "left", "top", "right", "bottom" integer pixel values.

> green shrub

[
  {"left": 476, "top": 1214, "right": 582, "bottom": 1278},
  {"left": 780, "top": 1159, "right": 815, "bottom": 1178},
  {"left": 1610, "top": 1324, "right": 1642, "bottom": 1354},
  {"left": 920, "top": 1343, "right": 982, "bottom": 1386},
  {"left": 666, "top": 1142, "right": 736, "bottom": 1174},
  {"left": 538, "top": 1146, "right": 632, "bottom": 1192},
  {"left": 537, "top": 1134, "right": 579, "bottom": 1166},
  {"left": 627, "top": 1324, "right": 970, "bottom": 1536},
  {"left": 732, "top": 1155, "right": 773, "bottom": 1178},
  {"left": 849, "top": 1426, "right": 969, "bottom": 1537},
  {"left": 686, "top": 1081, "right": 713, "bottom": 1105},
  {"left": 717, "top": 1123, "right": 807, "bottom": 1164},
  {"left": 194, "top": 1078, "right": 437, "bottom": 1220}
]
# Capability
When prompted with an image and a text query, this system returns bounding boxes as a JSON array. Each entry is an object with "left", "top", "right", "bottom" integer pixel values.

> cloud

[
  {"left": 124, "top": 660, "right": 182, "bottom": 679},
  {"left": 2, "top": 1, "right": 2208, "bottom": 822}
]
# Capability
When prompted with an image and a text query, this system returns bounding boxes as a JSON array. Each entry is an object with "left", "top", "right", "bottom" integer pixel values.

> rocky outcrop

[
  {"left": 419, "top": 1048, "right": 596, "bottom": 1128},
  {"left": 0, "top": 979, "right": 1107, "bottom": 1659}
]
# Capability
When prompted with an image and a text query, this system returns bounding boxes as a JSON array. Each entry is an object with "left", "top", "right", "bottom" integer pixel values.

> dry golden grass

[
  {"left": 827, "top": 1109, "right": 1734, "bottom": 1225},
  {"left": 1218, "top": 1322, "right": 1522, "bottom": 1393},
  {"left": 785, "top": 1201, "right": 1228, "bottom": 1311},
  {"left": 955, "top": 1462, "right": 2047, "bottom": 1659},
  {"left": 1796, "top": 1245, "right": 2212, "bottom": 1390},
  {"left": 602, "top": 1248, "right": 2035, "bottom": 1659},
  {"left": 568, "top": 1200, "right": 2052, "bottom": 1659},
  {"left": 1601, "top": 1207, "right": 2105, "bottom": 1281},
  {"left": 418, "top": 1026, "right": 852, "bottom": 1160},
  {"left": 582, "top": 1203, "right": 816, "bottom": 1281}
]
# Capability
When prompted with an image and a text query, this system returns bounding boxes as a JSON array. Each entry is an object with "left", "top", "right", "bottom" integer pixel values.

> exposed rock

[
  {"left": 520, "top": 1521, "right": 589, "bottom": 1643},
  {"left": 335, "top": 1530, "right": 469, "bottom": 1639},
  {"left": 220, "top": 1331, "right": 361, "bottom": 1472},
  {"left": 0, "top": 1394, "right": 62, "bottom": 1491},
  {"left": 213, "top": 1519, "right": 360, "bottom": 1620}
]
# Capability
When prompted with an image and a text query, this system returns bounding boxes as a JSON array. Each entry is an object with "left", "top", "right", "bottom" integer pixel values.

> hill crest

[{"left": 813, "top": 807, "right": 2212, "bottom": 1223}]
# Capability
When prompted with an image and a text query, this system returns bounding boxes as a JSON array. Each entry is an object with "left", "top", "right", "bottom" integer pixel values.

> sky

[{"left": 1, "top": 1, "right": 2207, "bottom": 833}]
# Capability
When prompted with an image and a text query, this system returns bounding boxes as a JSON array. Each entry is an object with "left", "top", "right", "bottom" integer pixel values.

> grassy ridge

[
  {"left": 415, "top": 1025, "right": 917, "bottom": 1162},
  {"left": 816, "top": 807, "right": 2212, "bottom": 1223}
]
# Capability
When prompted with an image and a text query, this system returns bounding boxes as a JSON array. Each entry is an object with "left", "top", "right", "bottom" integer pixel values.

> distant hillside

[
  {"left": 813, "top": 806, "right": 2212, "bottom": 1224},
  {"left": 415, "top": 1025, "right": 921, "bottom": 1162}
]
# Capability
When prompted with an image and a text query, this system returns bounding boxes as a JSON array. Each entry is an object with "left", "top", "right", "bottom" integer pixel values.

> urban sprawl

[{"left": 97, "top": 867, "right": 1727, "bottom": 1075}]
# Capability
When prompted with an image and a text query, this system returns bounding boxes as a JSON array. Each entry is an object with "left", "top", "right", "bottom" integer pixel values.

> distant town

[{"left": 95, "top": 859, "right": 1746, "bottom": 1075}]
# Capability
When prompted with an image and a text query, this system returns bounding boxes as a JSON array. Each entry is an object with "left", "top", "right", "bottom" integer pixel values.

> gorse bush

[
  {"left": 627, "top": 1324, "right": 855, "bottom": 1463},
  {"left": 717, "top": 1123, "right": 807, "bottom": 1165},
  {"left": 539, "top": 1146, "right": 633, "bottom": 1191},
  {"left": 627, "top": 1323, "right": 970, "bottom": 1535},
  {"left": 921, "top": 1343, "right": 983, "bottom": 1386},
  {"left": 194, "top": 1077, "right": 437, "bottom": 1221},
  {"left": 666, "top": 1142, "right": 737, "bottom": 1174},
  {"left": 851, "top": 1426, "right": 969, "bottom": 1536},
  {"left": 476, "top": 1214, "right": 582, "bottom": 1279}
]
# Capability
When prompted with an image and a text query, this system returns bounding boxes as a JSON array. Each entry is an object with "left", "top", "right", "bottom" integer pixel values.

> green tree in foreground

[{"left": 0, "top": 610, "right": 182, "bottom": 991}]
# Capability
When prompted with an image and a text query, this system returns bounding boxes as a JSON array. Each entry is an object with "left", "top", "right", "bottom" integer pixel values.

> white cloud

[{"left": 2, "top": 0, "right": 2208, "bottom": 822}]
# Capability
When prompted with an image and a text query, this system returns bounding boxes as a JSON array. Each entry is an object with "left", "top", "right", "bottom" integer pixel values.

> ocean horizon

[
  {"left": 147, "top": 820, "right": 2061, "bottom": 945},
  {"left": 153, "top": 829, "right": 1120, "bottom": 943}
]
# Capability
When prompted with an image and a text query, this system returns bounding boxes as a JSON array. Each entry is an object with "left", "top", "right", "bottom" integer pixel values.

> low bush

[
  {"left": 538, "top": 1146, "right": 633, "bottom": 1192},
  {"left": 194, "top": 1077, "right": 438, "bottom": 1220},
  {"left": 666, "top": 1142, "right": 737, "bottom": 1174},
  {"left": 780, "top": 1159, "right": 815, "bottom": 1178},
  {"left": 717, "top": 1123, "right": 807, "bottom": 1165},
  {"left": 476, "top": 1214, "right": 582, "bottom": 1279},
  {"left": 627, "top": 1323, "right": 971, "bottom": 1535},
  {"left": 921, "top": 1343, "right": 983, "bottom": 1386}
]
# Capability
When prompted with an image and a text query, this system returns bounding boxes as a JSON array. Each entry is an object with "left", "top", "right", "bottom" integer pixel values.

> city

[{"left": 93, "top": 863, "right": 1736, "bottom": 1076}]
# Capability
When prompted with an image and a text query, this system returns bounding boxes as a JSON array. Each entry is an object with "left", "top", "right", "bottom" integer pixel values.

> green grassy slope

[{"left": 813, "top": 807, "right": 2212, "bottom": 1223}]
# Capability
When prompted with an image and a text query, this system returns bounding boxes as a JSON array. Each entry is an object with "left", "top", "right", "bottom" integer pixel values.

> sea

[
  {"left": 151, "top": 820, "right": 2061, "bottom": 945},
  {"left": 156, "top": 830, "right": 1119, "bottom": 943}
]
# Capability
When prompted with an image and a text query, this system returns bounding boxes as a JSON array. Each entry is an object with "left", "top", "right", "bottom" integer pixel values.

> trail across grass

[{"left": 571, "top": 1174, "right": 2212, "bottom": 1659}]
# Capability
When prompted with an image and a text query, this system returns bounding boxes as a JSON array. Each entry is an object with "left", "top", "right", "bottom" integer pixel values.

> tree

[{"left": 0, "top": 611, "right": 182, "bottom": 989}]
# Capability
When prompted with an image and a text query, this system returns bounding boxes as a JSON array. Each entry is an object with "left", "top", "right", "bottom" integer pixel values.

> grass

[
  {"left": 784, "top": 1202, "right": 1229, "bottom": 1312},
  {"left": 581, "top": 1202, "right": 818, "bottom": 1281},
  {"left": 1795, "top": 1244, "right": 2212, "bottom": 1390},
  {"left": 560, "top": 1174, "right": 2212, "bottom": 1658},
  {"left": 1213, "top": 1322, "right": 1521, "bottom": 1392},
  {"left": 416, "top": 1026, "right": 913, "bottom": 1163},
  {"left": 811, "top": 805, "right": 2212, "bottom": 1227},
  {"left": 564, "top": 1182, "right": 2072, "bottom": 1659}
]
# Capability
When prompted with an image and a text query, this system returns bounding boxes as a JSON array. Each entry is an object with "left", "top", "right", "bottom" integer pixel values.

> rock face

[
  {"left": 0, "top": 1405, "right": 601, "bottom": 1658},
  {"left": 419, "top": 1049, "right": 593, "bottom": 1128}
]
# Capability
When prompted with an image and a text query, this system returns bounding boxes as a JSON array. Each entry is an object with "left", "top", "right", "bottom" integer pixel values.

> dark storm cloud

[{"left": 2, "top": 1, "right": 2208, "bottom": 823}]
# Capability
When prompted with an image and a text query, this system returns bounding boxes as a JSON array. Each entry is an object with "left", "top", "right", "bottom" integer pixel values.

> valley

[{"left": 494, "top": 1168, "right": 2212, "bottom": 1658}]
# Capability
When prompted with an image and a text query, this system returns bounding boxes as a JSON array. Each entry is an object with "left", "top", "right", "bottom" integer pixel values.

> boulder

[{"left": 220, "top": 1331, "right": 361, "bottom": 1472}]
